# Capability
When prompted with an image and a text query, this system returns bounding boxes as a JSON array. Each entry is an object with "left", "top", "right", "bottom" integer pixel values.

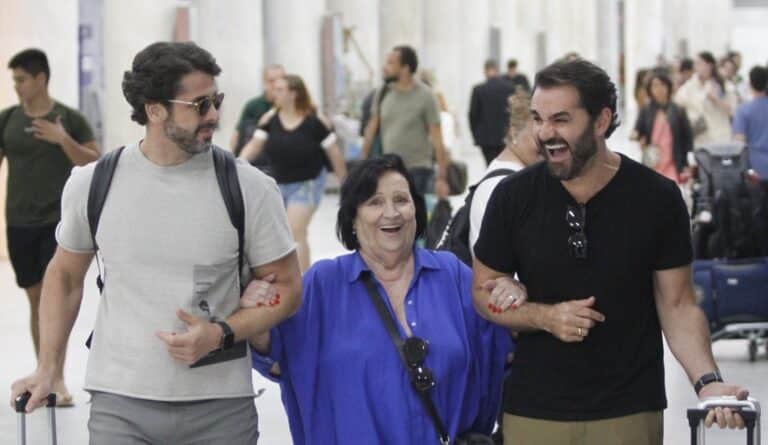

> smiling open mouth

[
  {"left": 380, "top": 225, "right": 402, "bottom": 233},
  {"left": 545, "top": 143, "right": 569, "bottom": 158}
]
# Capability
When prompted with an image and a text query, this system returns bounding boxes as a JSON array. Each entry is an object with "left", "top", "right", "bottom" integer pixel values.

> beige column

[
  {"left": 102, "top": 0, "right": 181, "bottom": 151},
  {"left": 623, "top": 0, "right": 664, "bottom": 123},
  {"left": 379, "top": 0, "right": 424, "bottom": 59},
  {"left": 263, "top": 0, "right": 327, "bottom": 107},
  {"left": 196, "top": 0, "right": 264, "bottom": 151},
  {"left": 327, "top": 0, "right": 381, "bottom": 85}
]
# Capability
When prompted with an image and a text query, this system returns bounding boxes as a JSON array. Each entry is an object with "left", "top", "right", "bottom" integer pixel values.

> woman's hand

[
  {"left": 241, "top": 273, "right": 280, "bottom": 308},
  {"left": 482, "top": 276, "right": 527, "bottom": 313}
]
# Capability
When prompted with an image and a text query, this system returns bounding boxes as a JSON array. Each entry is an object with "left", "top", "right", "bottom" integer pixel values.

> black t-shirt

[
  {"left": 474, "top": 154, "right": 692, "bottom": 421},
  {"left": 260, "top": 114, "right": 332, "bottom": 184}
]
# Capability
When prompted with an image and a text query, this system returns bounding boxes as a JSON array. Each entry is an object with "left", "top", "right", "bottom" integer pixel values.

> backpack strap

[
  {"left": 87, "top": 146, "right": 125, "bottom": 293},
  {"left": 211, "top": 146, "right": 246, "bottom": 293},
  {"left": 0, "top": 105, "right": 19, "bottom": 149},
  {"left": 465, "top": 168, "right": 517, "bottom": 203}
]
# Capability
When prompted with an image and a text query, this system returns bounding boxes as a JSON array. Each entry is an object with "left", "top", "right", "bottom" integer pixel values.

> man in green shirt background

[
  {"left": 230, "top": 64, "right": 284, "bottom": 172},
  {"left": 0, "top": 48, "right": 99, "bottom": 406}
]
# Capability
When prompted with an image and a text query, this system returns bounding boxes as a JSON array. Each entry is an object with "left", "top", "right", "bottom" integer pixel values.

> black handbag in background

[{"left": 447, "top": 160, "right": 468, "bottom": 195}]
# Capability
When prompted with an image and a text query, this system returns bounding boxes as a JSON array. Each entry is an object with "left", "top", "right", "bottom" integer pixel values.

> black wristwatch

[
  {"left": 694, "top": 371, "right": 723, "bottom": 395},
  {"left": 215, "top": 321, "right": 235, "bottom": 351}
]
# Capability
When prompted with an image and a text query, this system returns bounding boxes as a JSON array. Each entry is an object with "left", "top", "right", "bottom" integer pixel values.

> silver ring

[{"left": 577, "top": 327, "right": 583, "bottom": 336}]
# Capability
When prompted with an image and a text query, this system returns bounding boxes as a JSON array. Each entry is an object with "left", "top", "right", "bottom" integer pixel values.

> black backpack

[
  {"left": 0, "top": 105, "right": 19, "bottom": 148},
  {"left": 692, "top": 144, "right": 764, "bottom": 259},
  {"left": 85, "top": 145, "right": 246, "bottom": 347},
  {"left": 435, "top": 168, "right": 515, "bottom": 265},
  {"left": 87, "top": 146, "right": 246, "bottom": 292}
]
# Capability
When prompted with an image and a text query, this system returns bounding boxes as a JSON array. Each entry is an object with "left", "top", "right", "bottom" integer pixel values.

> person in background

[
  {"left": 247, "top": 155, "right": 513, "bottom": 445},
  {"left": 674, "top": 58, "right": 695, "bottom": 92},
  {"left": 632, "top": 70, "right": 694, "bottom": 183},
  {"left": 240, "top": 74, "right": 347, "bottom": 272},
  {"left": 361, "top": 45, "right": 449, "bottom": 198},
  {"left": 502, "top": 58, "right": 531, "bottom": 93},
  {"left": 720, "top": 55, "right": 745, "bottom": 105},
  {"left": 420, "top": 69, "right": 459, "bottom": 157},
  {"left": 469, "top": 59, "right": 517, "bottom": 165},
  {"left": 469, "top": 90, "right": 541, "bottom": 253},
  {"left": 733, "top": 65, "right": 768, "bottom": 253},
  {"left": 675, "top": 51, "right": 737, "bottom": 147},
  {"left": 634, "top": 68, "right": 651, "bottom": 110},
  {"left": 230, "top": 64, "right": 284, "bottom": 172},
  {"left": 1, "top": 48, "right": 100, "bottom": 407}
]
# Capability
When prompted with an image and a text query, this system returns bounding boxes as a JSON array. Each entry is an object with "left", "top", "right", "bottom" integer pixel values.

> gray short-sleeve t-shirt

[
  {"left": 372, "top": 81, "right": 441, "bottom": 169},
  {"left": 56, "top": 143, "right": 295, "bottom": 401}
]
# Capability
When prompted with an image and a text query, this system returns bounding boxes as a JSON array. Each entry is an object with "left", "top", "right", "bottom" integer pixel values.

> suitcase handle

[
  {"left": 687, "top": 408, "right": 758, "bottom": 445},
  {"left": 14, "top": 392, "right": 56, "bottom": 412}
]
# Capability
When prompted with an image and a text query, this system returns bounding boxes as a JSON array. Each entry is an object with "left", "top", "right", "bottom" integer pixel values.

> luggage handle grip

[
  {"left": 687, "top": 408, "right": 757, "bottom": 427},
  {"left": 14, "top": 392, "right": 56, "bottom": 413}
]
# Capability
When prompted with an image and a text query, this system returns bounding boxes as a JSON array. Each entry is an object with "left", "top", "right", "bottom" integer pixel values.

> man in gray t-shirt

[
  {"left": 11, "top": 42, "right": 302, "bottom": 444},
  {"left": 362, "top": 45, "right": 449, "bottom": 197}
]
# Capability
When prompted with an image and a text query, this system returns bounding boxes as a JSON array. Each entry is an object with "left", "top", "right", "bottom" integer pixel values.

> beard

[
  {"left": 539, "top": 124, "right": 597, "bottom": 181},
  {"left": 163, "top": 118, "right": 217, "bottom": 155}
]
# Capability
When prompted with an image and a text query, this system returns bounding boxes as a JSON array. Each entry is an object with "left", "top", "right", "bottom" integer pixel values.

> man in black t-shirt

[{"left": 473, "top": 59, "right": 748, "bottom": 444}]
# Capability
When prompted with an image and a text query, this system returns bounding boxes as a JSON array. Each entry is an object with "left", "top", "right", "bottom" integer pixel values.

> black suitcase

[
  {"left": 14, "top": 392, "right": 57, "bottom": 445},
  {"left": 687, "top": 396, "right": 760, "bottom": 444}
]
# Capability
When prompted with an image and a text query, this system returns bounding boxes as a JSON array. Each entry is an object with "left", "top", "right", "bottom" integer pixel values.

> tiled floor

[{"left": 1, "top": 135, "right": 765, "bottom": 444}]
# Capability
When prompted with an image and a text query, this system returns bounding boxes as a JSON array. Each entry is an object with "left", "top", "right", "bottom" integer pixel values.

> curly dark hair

[
  {"left": 336, "top": 155, "right": 427, "bottom": 250},
  {"left": 534, "top": 59, "right": 620, "bottom": 138},
  {"left": 122, "top": 42, "right": 221, "bottom": 125}
]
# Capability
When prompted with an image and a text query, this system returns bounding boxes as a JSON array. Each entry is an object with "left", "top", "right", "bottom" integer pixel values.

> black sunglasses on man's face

[{"left": 168, "top": 92, "right": 225, "bottom": 117}]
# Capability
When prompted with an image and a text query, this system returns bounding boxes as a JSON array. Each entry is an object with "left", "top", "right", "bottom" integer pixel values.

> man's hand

[
  {"left": 542, "top": 296, "right": 605, "bottom": 342},
  {"left": 156, "top": 310, "right": 222, "bottom": 365},
  {"left": 482, "top": 277, "right": 527, "bottom": 313},
  {"left": 32, "top": 115, "right": 68, "bottom": 145},
  {"left": 10, "top": 370, "right": 55, "bottom": 413},
  {"left": 700, "top": 383, "right": 750, "bottom": 429},
  {"left": 241, "top": 273, "right": 280, "bottom": 308}
]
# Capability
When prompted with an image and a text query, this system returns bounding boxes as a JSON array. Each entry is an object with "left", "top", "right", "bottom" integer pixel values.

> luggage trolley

[
  {"left": 693, "top": 257, "right": 768, "bottom": 361},
  {"left": 690, "top": 142, "right": 768, "bottom": 361}
]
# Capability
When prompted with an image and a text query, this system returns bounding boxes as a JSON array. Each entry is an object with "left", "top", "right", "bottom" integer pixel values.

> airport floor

[{"left": 1, "top": 137, "right": 766, "bottom": 444}]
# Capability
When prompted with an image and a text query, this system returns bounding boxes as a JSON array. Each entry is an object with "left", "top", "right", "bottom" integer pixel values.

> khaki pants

[{"left": 502, "top": 411, "right": 663, "bottom": 445}]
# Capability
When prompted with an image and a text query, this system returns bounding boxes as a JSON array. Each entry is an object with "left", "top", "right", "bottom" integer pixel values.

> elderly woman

[{"left": 244, "top": 155, "right": 514, "bottom": 445}]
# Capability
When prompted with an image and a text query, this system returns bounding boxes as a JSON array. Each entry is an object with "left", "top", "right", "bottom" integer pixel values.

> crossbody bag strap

[{"left": 361, "top": 272, "right": 451, "bottom": 445}]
